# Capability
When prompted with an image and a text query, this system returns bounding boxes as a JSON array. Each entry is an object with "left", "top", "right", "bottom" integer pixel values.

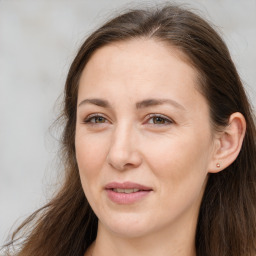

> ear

[{"left": 208, "top": 112, "right": 246, "bottom": 173}]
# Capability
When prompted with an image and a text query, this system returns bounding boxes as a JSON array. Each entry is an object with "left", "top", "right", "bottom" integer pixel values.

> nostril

[
  {"left": 107, "top": 140, "right": 143, "bottom": 167},
  {"left": 107, "top": 149, "right": 142, "bottom": 171}
]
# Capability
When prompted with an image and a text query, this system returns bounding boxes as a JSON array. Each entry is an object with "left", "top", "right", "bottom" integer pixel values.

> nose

[{"left": 107, "top": 124, "right": 142, "bottom": 171}]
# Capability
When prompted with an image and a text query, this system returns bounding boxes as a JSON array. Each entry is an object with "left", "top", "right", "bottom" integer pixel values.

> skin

[{"left": 75, "top": 39, "right": 223, "bottom": 256}]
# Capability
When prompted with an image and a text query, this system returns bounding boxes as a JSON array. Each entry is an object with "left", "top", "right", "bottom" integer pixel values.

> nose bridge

[
  {"left": 113, "top": 121, "right": 133, "bottom": 149},
  {"left": 107, "top": 120, "right": 141, "bottom": 170}
]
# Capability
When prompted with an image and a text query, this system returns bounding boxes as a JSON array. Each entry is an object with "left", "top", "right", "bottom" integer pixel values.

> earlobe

[{"left": 209, "top": 112, "right": 246, "bottom": 173}]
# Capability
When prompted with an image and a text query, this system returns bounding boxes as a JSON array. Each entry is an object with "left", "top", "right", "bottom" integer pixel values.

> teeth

[{"left": 113, "top": 188, "right": 140, "bottom": 193}]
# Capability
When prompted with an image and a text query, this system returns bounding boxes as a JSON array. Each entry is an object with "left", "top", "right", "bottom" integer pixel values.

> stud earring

[{"left": 216, "top": 163, "right": 221, "bottom": 168}]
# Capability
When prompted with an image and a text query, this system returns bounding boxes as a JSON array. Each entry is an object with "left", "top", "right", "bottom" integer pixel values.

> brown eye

[
  {"left": 84, "top": 115, "right": 108, "bottom": 124},
  {"left": 94, "top": 116, "right": 106, "bottom": 123},
  {"left": 147, "top": 114, "right": 173, "bottom": 125},
  {"left": 153, "top": 116, "right": 166, "bottom": 124}
]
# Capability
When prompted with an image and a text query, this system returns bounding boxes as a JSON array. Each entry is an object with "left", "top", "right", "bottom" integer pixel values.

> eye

[
  {"left": 147, "top": 114, "right": 173, "bottom": 125},
  {"left": 83, "top": 114, "right": 108, "bottom": 124}
]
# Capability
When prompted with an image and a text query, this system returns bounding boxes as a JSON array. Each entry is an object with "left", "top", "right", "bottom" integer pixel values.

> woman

[{"left": 2, "top": 4, "right": 256, "bottom": 256}]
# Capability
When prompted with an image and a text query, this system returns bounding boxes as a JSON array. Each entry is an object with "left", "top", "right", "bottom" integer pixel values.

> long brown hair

[{"left": 2, "top": 4, "right": 256, "bottom": 256}]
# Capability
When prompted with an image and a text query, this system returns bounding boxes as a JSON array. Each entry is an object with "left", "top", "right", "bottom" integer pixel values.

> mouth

[
  {"left": 105, "top": 181, "right": 153, "bottom": 192},
  {"left": 111, "top": 188, "right": 141, "bottom": 193},
  {"left": 105, "top": 182, "right": 153, "bottom": 204}
]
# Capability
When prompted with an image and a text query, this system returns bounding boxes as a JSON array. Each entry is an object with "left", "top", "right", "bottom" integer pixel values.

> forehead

[
  {"left": 84, "top": 38, "right": 195, "bottom": 77},
  {"left": 78, "top": 39, "right": 201, "bottom": 102}
]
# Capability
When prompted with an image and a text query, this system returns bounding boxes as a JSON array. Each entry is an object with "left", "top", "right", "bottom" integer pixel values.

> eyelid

[
  {"left": 145, "top": 113, "right": 174, "bottom": 125},
  {"left": 82, "top": 113, "right": 174, "bottom": 126},
  {"left": 83, "top": 113, "right": 110, "bottom": 124}
]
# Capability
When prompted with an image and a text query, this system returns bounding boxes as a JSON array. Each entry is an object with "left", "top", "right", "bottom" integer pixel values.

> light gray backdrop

[{"left": 0, "top": 0, "right": 255, "bottom": 245}]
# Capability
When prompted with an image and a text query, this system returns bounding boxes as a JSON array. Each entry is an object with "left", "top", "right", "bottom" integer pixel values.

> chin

[{"left": 99, "top": 212, "right": 155, "bottom": 238}]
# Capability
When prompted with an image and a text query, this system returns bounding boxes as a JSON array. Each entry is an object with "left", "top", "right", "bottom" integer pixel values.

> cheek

[
  {"left": 143, "top": 133, "right": 211, "bottom": 192},
  {"left": 75, "top": 132, "right": 109, "bottom": 191},
  {"left": 145, "top": 137, "right": 209, "bottom": 220}
]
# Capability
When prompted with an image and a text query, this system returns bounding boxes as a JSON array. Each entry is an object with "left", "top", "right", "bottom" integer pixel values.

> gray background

[{"left": 0, "top": 0, "right": 255, "bottom": 245}]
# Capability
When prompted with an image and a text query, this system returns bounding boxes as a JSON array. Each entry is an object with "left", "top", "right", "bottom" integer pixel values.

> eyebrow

[
  {"left": 78, "top": 98, "right": 185, "bottom": 110},
  {"left": 78, "top": 98, "right": 111, "bottom": 108},
  {"left": 136, "top": 99, "right": 185, "bottom": 110}
]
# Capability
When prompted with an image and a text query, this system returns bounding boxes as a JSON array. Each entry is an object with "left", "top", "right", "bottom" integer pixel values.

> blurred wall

[{"left": 0, "top": 0, "right": 255, "bottom": 245}]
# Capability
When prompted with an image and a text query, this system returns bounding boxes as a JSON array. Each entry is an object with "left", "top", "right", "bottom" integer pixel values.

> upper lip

[{"left": 105, "top": 182, "right": 153, "bottom": 191}]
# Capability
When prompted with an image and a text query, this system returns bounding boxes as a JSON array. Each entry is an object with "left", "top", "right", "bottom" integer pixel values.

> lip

[
  {"left": 105, "top": 182, "right": 153, "bottom": 204},
  {"left": 105, "top": 182, "right": 152, "bottom": 190}
]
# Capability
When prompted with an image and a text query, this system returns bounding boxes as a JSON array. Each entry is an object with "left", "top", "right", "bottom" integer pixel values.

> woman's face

[{"left": 75, "top": 39, "right": 217, "bottom": 238}]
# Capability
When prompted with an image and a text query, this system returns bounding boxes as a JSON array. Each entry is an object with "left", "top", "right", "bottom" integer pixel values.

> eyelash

[
  {"left": 83, "top": 113, "right": 174, "bottom": 126},
  {"left": 83, "top": 114, "right": 109, "bottom": 125},
  {"left": 146, "top": 114, "right": 174, "bottom": 125}
]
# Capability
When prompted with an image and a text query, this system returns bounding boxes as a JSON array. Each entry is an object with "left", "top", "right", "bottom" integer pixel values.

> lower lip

[{"left": 106, "top": 189, "right": 152, "bottom": 204}]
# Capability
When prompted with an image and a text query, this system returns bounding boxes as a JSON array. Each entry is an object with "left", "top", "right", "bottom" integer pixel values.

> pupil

[
  {"left": 154, "top": 117, "right": 164, "bottom": 124},
  {"left": 96, "top": 117, "right": 104, "bottom": 123}
]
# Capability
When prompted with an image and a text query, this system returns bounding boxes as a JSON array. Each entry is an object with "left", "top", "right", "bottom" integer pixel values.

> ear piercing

[{"left": 216, "top": 163, "right": 221, "bottom": 168}]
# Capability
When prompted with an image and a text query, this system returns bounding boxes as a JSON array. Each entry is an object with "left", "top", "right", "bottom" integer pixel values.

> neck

[{"left": 91, "top": 215, "right": 198, "bottom": 256}]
